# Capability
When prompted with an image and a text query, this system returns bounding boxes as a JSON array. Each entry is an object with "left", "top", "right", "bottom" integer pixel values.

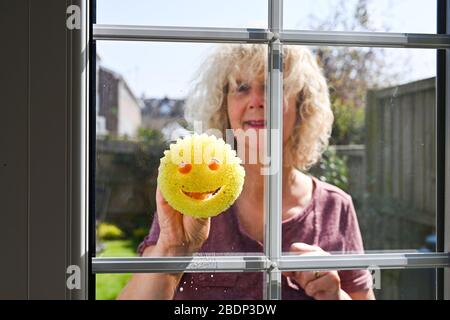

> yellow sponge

[{"left": 158, "top": 133, "right": 245, "bottom": 218}]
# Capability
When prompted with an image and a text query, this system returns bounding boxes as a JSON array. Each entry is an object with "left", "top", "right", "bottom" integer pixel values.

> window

[
  {"left": 91, "top": 0, "right": 450, "bottom": 300},
  {"left": 96, "top": 0, "right": 268, "bottom": 28},
  {"left": 284, "top": 0, "right": 437, "bottom": 33}
]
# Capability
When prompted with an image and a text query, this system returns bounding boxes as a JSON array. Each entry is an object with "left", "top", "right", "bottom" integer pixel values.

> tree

[{"left": 309, "top": 0, "right": 400, "bottom": 145}]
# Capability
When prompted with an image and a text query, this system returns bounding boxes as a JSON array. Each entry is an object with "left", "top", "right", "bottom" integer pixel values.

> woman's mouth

[{"left": 243, "top": 120, "right": 266, "bottom": 129}]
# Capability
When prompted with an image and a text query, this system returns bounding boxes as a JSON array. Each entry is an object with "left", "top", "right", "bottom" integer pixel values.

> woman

[{"left": 118, "top": 44, "right": 375, "bottom": 300}]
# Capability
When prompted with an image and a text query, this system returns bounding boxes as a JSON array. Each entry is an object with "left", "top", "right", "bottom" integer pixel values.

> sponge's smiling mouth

[{"left": 182, "top": 187, "right": 222, "bottom": 201}]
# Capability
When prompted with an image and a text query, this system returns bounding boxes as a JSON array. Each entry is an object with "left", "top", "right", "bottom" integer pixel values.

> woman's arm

[
  {"left": 117, "top": 244, "right": 185, "bottom": 300},
  {"left": 117, "top": 188, "right": 210, "bottom": 300}
]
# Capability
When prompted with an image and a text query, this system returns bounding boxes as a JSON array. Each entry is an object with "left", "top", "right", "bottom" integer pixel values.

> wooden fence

[
  {"left": 334, "top": 144, "right": 365, "bottom": 203},
  {"left": 364, "top": 77, "right": 436, "bottom": 252}
]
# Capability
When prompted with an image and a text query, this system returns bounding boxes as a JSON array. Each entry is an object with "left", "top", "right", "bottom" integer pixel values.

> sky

[{"left": 96, "top": 0, "right": 438, "bottom": 99}]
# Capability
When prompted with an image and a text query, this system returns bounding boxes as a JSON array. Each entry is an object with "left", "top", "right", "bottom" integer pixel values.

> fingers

[
  {"left": 156, "top": 188, "right": 211, "bottom": 223},
  {"left": 156, "top": 187, "right": 168, "bottom": 205},
  {"left": 283, "top": 270, "right": 337, "bottom": 299},
  {"left": 297, "top": 271, "right": 318, "bottom": 289},
  {"left": 283, "top": 242, "right": 340, "bottom": 299},
  {"left": 155, "top": 188, "right": 182, "bottom": 224},
  {"left": 303, "top": 272, "right": 340, "bottom": 298},
  {"left": 282, "top": 271, "right": 295, "bottom": 278},
  {"left": 156, "top": 188, "right": 182, "bottom": 215},
  {"left": 282, "top": 270, "right": 316, "bottom": 289},
  {"left": 290, "top": 242, "right": 324, "bottom": 254}
]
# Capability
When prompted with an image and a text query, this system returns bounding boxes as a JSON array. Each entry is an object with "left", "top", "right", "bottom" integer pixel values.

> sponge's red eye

[
  {"left": 208, "top": 158, "right": 220, "bottom": 171},
  {"left": 178, "top": 162, "right": 192, "bottom": 174}
]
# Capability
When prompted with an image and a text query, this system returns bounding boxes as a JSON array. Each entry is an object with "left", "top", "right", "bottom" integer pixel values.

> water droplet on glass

[
  {"left": 210, "top": 274, "right": 214, "bottom": 278},
  {"left": 179, "top": 287, "right": 184, "bottom": 292}
]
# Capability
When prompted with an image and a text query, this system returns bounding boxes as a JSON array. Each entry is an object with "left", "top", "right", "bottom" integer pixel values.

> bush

[
  {"left": 309, "top": 146, "right": 349, "bottom": 192},
  {"left": 329, "top": 97, "right": 365, "bottom": 145},
  {"left": 130, "top": 226, "right": 150, "bottom": 249},
  {"left": 98, "top": 222, "right": 125, "bottom": 241},
  {"left": 132, "top": 227, "right": 149, "bottom": 241}
]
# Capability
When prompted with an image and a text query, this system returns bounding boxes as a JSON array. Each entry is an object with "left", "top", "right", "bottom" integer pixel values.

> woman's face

[{"left": 226, "top": 77, "right": 297, "bottom": 147}]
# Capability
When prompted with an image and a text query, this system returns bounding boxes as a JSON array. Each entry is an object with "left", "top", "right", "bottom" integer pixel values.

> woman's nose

[{"left": 248, "top": 87, "right": 265, "bottom": 109}]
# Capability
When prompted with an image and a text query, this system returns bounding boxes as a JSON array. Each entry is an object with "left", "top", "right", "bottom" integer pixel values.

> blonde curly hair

[{"left": 184, "top": 44, "right": 333, "bottom": 171}]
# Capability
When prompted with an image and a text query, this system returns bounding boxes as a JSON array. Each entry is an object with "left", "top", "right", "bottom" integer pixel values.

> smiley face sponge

[{"left": 158, "top": 133, "right": 245, "bottom": 218}]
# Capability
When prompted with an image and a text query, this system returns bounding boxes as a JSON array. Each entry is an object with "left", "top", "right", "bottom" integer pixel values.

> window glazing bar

[
  {"left": 93, "top": 256, "right": 270, "bottom": 274},
  {"left": 441, "top": 0, "right": 450, "bottom": 300},
  {"left": 281, "top": 30, "right": 450, "bottom": 49},
  {"left": 264, "top": 0, "right": 283, "bottom": 301},
  {"left": 279, "top": 252, "right": 450, "bottom": 271},
  {"left": 93, "top": 25, "right": 450, "bottom": 49},
  {"left": 93, "top": 24, "right": 270, "bottom": 43},
  {"left": 92, "top": 252, "right": 450, "bottom": 274}
]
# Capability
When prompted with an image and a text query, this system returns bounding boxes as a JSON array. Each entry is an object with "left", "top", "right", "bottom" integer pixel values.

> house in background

[
  {"left": 97, "top": 62, "right": 143, "bottom": 139},
  {"left": 96, "top": 54, "right": 107, "bottom": 136},
  {"left": 96, "top": 51, "right": 188, "bottom": 141},
  {"left": 141, "top": 97, "right": 190, "bottom": 140}
]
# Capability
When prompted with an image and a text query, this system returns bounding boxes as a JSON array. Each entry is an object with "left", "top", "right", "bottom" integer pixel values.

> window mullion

[
  {"left": 264, "top": 0, "right": 283, "bottom": 301},
  {"left": 440, "top": 0, "right": 450, "bottom": 301}
]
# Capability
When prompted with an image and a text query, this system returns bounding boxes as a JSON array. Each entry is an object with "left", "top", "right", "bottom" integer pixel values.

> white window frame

[{"left": 85, "top": 0, "right": 450, "bottom": 300}]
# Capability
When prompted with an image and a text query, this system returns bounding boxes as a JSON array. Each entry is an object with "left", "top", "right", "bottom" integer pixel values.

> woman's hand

[
  {"left": 282, "top": 243, "right": 351, "bottom": 300},
  {"left": 119, "top": 188, "right": 211, "bottom": 300},
  {"left": 151, "top": 187, "right": 211, "bottom": 256}
]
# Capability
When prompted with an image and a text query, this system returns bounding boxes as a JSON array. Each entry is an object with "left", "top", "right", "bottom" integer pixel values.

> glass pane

[
  {"left": 96, "top": 273, "right": 133, "bottom": 300},
  {"left": 95, "top": 42, "right": 267, "bottom": 261},
  {"left": 279, "top": 267, "right": 438, "bottom": 300},
  {"left": 375, "top": 268, "right": 438, "bottom": 300},
  {"left": 96, "top": 272, "right": 264, "bottom": 300},
  {"left": 284, "top": 0, "right": 437, "bottom": 34},
  {"left": 96, "top": 268, "right": 439, "bottom": 300},
  {"left": 280, "top": 45, "right": 436, "bottom": 254},
  {"left": 97, "top": 0, "right": 267, "bottom": 29}
]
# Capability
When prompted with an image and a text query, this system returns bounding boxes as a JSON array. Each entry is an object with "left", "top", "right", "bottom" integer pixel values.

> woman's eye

[{"left": 236, "top": 83, "right": 250, "bottom": 92}]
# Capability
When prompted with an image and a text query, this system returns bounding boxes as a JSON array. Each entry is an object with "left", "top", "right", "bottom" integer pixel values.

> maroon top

[{"left": 138, "top": 176, "right": 372, "bottom": 300}]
